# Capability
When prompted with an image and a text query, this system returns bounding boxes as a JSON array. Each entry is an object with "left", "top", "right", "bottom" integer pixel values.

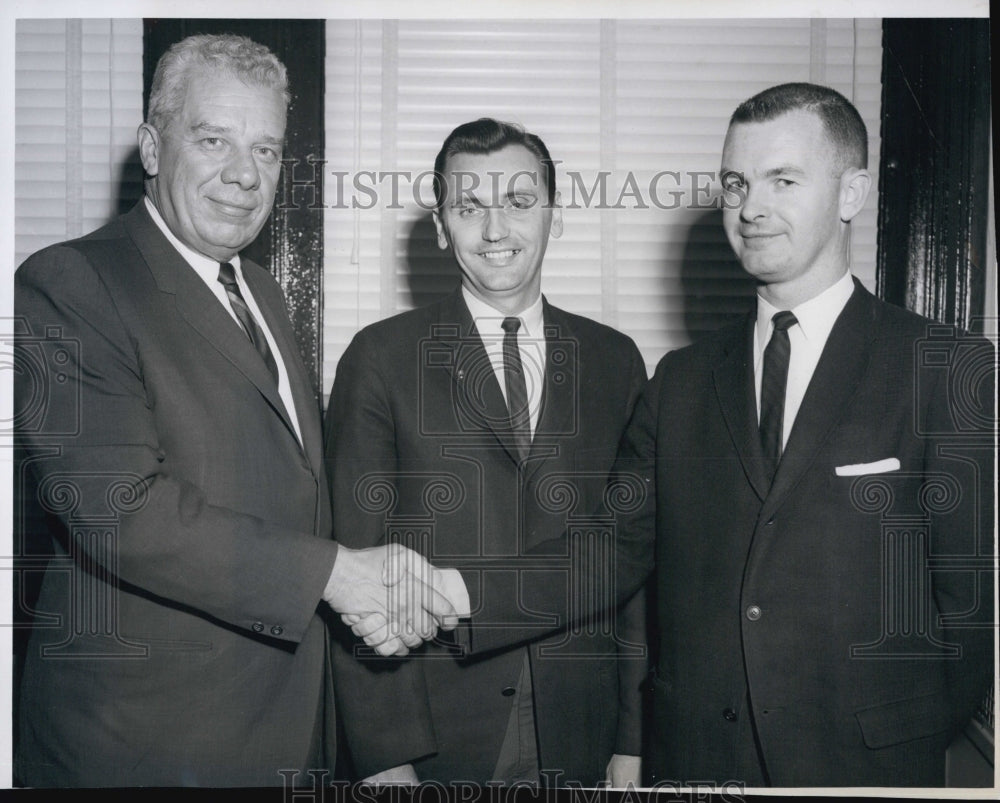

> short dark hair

[
  {"left": 729, "top": 82, "right": 868, "bottom": 170},
  {"left": 433, "top": 118, "right": 556, "bottom": 209}
]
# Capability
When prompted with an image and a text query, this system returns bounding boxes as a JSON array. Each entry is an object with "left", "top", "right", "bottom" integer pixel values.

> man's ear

[
  {"left": 839, "top": 168, "right": 872, "bottom": 222},
  {"left": 549, "top": 191, "right": 563, "bottom": 239},
  {"left": 137, "top": 123, "right": 161, "bottom": 177},
  {"left": 432, "top": 210, "right": 450, "bottom": 251}
]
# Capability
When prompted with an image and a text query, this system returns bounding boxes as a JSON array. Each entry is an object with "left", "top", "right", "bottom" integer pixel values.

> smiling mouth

[
  {"left": 209, "top": 198, "right": 258, "bottom": 217},
  {"left": 479, "top": 249, "right": 520, "bottom": 263},
  {"left": 741, "top": 232, "right": 782, "bottom": 246}
]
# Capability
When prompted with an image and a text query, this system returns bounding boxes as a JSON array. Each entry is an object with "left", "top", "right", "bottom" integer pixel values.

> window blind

[
  {"left": 323, "top": 18, "right": 882, "bottom": 391},
  {"left": 15, "top": 18, "right": 144, "bottom": 269}
]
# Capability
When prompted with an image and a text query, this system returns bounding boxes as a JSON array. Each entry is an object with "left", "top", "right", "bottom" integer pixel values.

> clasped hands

[{"left": 323, "top": 543, "right": 464, "bottom": 656}]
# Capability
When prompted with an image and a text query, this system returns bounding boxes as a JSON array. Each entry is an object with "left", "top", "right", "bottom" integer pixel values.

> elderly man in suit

[
  {"left": 622, "top": 82, "right": 994, "bottom": 787},
  {"left": 326, "top": 118, "right": 649, "bottom": 787},
  {"left": 14, "top": 33, "right": 450, "bottom": 787}
]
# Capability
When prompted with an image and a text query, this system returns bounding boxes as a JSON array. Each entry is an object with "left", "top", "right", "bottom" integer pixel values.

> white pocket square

[{"left": 835, "top": 458, "right": 901, "bottom": 476}]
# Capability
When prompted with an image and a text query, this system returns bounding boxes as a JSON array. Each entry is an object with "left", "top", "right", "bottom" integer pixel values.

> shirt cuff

[{"left": 434, "top": 567, "right": 471, "bottom": 618}]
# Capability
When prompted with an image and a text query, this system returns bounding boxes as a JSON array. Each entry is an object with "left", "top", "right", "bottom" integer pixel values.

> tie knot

[
  {"left": 771, "top": 310, "right": 797, "bottom": 332},
  {"left": 501, "top": 316, "right": 521, "bottom": 335},
  {"left": 218, "top": 261, "right": 238, "bottom": 289}
]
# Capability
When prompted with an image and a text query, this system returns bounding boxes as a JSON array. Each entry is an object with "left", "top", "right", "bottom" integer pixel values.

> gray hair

[{"left": 147, "top": 33, "right": 290, "bottom": 132}]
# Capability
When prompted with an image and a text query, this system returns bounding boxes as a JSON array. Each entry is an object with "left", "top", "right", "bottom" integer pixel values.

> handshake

[{"left": 322, "top": 543, "right": 470, "bottom": 656}]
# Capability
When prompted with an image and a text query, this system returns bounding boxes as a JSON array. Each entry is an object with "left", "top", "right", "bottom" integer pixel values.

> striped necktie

[{"left": 218, "top": 261, "right": 280, "bottom": 386}]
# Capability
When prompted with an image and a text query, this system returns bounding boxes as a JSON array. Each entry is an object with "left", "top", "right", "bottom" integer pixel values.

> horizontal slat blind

[
  {"left": 324, "top": 20, "right": 383, "bottom": 379},
  {"left": 15, "top": 18, "right": 144, "bottom": 268},
  {"left": 613, "top": 18, "right": 882, "bottom": 367},
  {"left": 321, "top": 18, "right": 883, "bottom": 390},
  {"left": 323, "top": 19, "right": 605, "bottom": 396}
]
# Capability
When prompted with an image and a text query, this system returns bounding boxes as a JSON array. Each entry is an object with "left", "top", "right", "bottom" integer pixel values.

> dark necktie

[
  {"left": 501, "top": 316, "right": 531, "bottom": 462},
  {"left": 759, "top": 310, "right": 798, "bottom": 482},
  {"left": 218, "top": 261, "right": 280, "bottom": 386}
]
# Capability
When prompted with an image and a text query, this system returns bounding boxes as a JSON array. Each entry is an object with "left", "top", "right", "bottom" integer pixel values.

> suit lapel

[
  {"left": 123, "top": 203, "right": 300, "bottom": 447},
  {"left": 436, "top": 291, "right": 524, "bottom": 466},
  {"left": 762, "top": 280, "right": 876, "bottom": 517},
  {"left": 714, "top": 315, "right": 772, "bottom": 501},
  {"left": 523, "top": 301, "right": 577, "bottom": 482}
]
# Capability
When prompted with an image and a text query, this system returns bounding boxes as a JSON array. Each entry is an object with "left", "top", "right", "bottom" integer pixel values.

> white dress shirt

[
  {"left": 753, "top": 270, "right": 856, "bottom": 448},
  {"left": 461, "top": 288, "right": 546, "bottom": 439},
  {"left": 144, "top": 197, "right": 303, "bottom": 444}
]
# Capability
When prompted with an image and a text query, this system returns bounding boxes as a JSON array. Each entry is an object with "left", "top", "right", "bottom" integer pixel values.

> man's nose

[
  {"left": 221, "top": 149, "right": 261, "bottom": 191},
  {"left": 739, "top": 183, "right": 768, "bottom": 222},
  {"left": 482, "top": 208, "right": 509, "bottom": 241}
]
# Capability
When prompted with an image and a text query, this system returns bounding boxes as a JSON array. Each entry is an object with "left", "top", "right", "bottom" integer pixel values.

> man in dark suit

[
  {"left": 13, "top": 33, "right": 450, "bottom": 787},
  {"left": 326, "top": 119, "right": 649, "bottom": 787},
  {"left": 625, "top": 82, "right": 994, "bottom": 787}
]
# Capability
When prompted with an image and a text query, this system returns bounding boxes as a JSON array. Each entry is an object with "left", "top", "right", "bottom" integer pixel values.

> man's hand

[
  {"left": 605, "top": 754, "right": 642, "bottom": 789},
  {"left": 324, "top": 544, "right": 457, "bottom": 656}
]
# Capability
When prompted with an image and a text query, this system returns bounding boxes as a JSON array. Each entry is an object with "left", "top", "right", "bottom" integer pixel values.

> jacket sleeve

[
  {"left": 920, "top": 331, "right": 995, "bottom": 733},
  {"left": 15, "top": 247, "right": 337, "bottom": 644},
  {"left": 613, "top": 345, "right": 653, "bottom": 756},
  {"left": 324, "top": 328, "right": 438, "bottom": 777}
]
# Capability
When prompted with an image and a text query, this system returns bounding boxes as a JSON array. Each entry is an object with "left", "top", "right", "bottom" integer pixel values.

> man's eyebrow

[
  {"left": 452, "top": 194, "right": 485, "bottom": 207},
  {"left": 189, "top": 122, "right": 284, "bottom": 146},
  {"left": 451, "top": 189, "right": 538, "bottom": 207},
  {"left": 763, "top": 165, "right": 806, "bottom": 178},
  {"left": 719, "top": 165, "right": 806, "bottom": 180},
  {"left": 190, "top": 122, "right": 231, "bottom": 135}
]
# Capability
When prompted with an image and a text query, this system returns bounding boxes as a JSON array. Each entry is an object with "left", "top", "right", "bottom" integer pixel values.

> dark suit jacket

[
  {"left": 325, "top": 289, "right": 649, "bottom": 784},
  {"left": 14, "top": 202, "right": 338, "bottom": 787},
  {"left": 625, "top": 280, "right": 994, "bottom": 786}
]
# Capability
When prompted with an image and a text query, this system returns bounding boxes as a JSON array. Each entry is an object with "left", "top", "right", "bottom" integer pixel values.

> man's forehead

[
  {"left": 179, "top": 73, "right": 286, "bottom": 113},
  {"left": 442, "top": 145, "right": 545, "bottom": 185},
  {"left": 721, "top": 111, "right": 830, "bottom": 168},
  {"left": 171, "top": 85, "right": 287, "bottom": 142}
]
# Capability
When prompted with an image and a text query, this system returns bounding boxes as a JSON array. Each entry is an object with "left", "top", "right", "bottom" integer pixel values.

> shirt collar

[
  {"left": 144, "top": 195, "right": 241, "bottom": 283},
  {"left": 756, "top": 270, "right": 855, "bottom": 349},
  {"left": 461, "top": 287, "right": 545, "bottom": 339}
]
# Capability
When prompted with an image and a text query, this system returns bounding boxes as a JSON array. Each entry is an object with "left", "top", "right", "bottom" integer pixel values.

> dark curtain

[
  {"left": 877, "top": 18, "right": 991, "bottom": 330},
  {"left": 143, "top": 19, "right": 326, "bottom": 398},
  {"left": 878, "top": 18, "right": 994, "bottom": 784}
]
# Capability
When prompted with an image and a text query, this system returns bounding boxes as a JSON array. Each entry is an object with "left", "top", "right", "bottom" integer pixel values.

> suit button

[
  {"left": 746, "top": 605, "right": 762, "bottom": 621},
  {"left": 501, "top": 686, "right": 516, "bottom": 697},
  {"left": 270, "top": 625, "right": 284, "bottom": 636},
  {"left": 252, "top": 621, "right": 265, "bottom": 633},
  {"left": 722, "top": 708, "right": 738, "bottom": 722}
]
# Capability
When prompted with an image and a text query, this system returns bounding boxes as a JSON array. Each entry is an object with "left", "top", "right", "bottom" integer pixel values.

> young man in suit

[
  {"left": 326, "top": 119, "right": 649, "bottom": 787},
  {"left": 13, "top": 33, "right": 450, "bottom": 787},
  {"left": 625, "top": 82, "right": 995, "bottom": 786}
]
